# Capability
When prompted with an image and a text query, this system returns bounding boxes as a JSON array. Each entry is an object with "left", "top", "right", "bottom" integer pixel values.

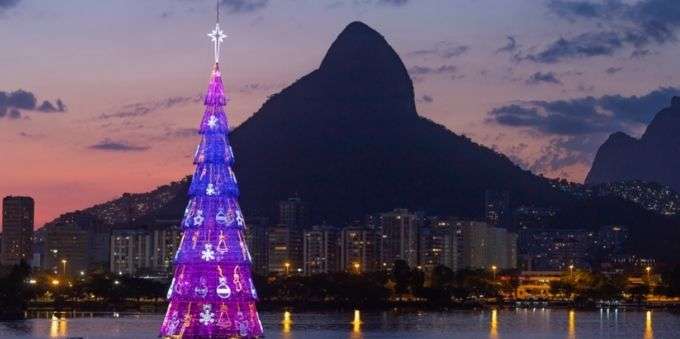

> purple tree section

[{"left": 160, "top": 64, "right": 263, "bottom": 338}]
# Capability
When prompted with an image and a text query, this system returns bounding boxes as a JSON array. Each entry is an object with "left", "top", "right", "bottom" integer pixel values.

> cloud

[
  {"left": 416, "top": 94, "right": 434, "bottom": 104},
  {"left": 535, "top": 0, "right": 680, "bottom": 62},
  {"left": 0, "top": 90, "right": 66, "bottom": 120},
  {"left": 529, "top": 136, "right": 602, "bottom": 174},
  {"left": 496, "top": 35, "right": 518, "bottom": 54},
  {"left": 154, "top": 127, "right": 198, "bottom": 140},
  {"left": 378, "top": 0, "right": 409, "bottom": 6},
  {"left": 98, "top": 95, "right": 201, "bottom": 120},
  {"left": 88, "top": 139, "right": 150, "bottom": 152},
  {"left": 488, "top": 86, "right": 680, "bottom": 136},
  {"left": 605, "top": 67, "right": 623, "bottom": 75},
  {"left": 0, "top": 0, "right": 20, "bottom": 11},
  {"left": 237, "top": 82, "right": 283, "bottom": 94},
  {"left": 410, "top": 41, "right": 469, "bottom": 59},
  {"left": 488, "top": 87, "right": 680, "bottom": 174},
  {"left": 631, "top": 49, "right": 654, "bottom": 58},
  {"left": 526, "top": 71, "right": 562, "bottom": 85},
  {"left": 408, "top": 64, "right": 457, "bottom": 76},
  {"left": 220, "top": 0, "right": 269, "bottom": 13},
  {"left": 522, "top": 31, "right": 625, "bottom": 63}
]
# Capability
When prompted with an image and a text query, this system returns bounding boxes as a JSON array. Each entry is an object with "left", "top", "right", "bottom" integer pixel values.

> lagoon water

[{"left": 0, "top": 309, "right": 677, "bottom": 338}]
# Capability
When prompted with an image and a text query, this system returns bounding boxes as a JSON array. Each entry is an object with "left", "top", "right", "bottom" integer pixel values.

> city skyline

[{"left": 3, "top": 0, "right": 680, "bottom": 226}]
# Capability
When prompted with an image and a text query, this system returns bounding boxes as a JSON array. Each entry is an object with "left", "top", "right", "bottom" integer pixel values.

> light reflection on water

[
  {"left": 645, "top": 310, "right": 653, "bottom": 339},
  {"left": 0, "top": 309, "right": 677, "bottom": 338},
  {"left": 568, "top": 309, "right": 575, "bottom": 339},
  {"left": 489, "top": 309, "right": 498, "bottom": 338}
]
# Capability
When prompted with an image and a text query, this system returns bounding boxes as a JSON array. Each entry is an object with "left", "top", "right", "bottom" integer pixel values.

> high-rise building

[
  {"left": 302, "top": 225, "right": 339, "bottom": 275},
  {"left": 42, "top": 213, "right": 111, "bottom": 275},
  {"left": 484, "top": 190, "right": 510, "bottom": 227},
  {"left": 419, "top": 217, "right": 458, "bottom": 271},
  {"left": 457, "top": 220, "right": 517, "bottom": 270},
  {"left": 109, "top": 225, "right": 181, "bottom": 276},
  {"left": 457, "top": 221, "right": 489, "bottom": 269},
  {"left": 518, "top": 229, "right": 595, "bottom": 270},
  {"left": 245, "top": 216, "right": 269, "bottom": 275},
  {"left": 597, "top": 225, "right": 629, "bottom": 259},
  {"left": 148, "top": 225, "right": 182, "bottom": 275},
  {"left": 340, "top": 225, "right": 379, "bottom": 272},
  {"left": 110, "top": 228, "right": 149, "bottom": 276},
  {"left": 378, "top": 209, "right": 422, "bottom": 269},
  {"left": 1, "top": 196, "right": 34, "bottom": 266},
  {"left": 279, "top": 197, "right": 307, "bottom": 229},
  {"left": 44, "top": 222, "right": 90, "bottom": 276},
  {"left": 266, "top": 226, "right": 302, "bottom": 274}
]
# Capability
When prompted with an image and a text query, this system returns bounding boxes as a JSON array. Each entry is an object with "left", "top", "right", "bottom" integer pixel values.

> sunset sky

[{"left": 2, "top": 0, "right": 680, "bottom": 227}]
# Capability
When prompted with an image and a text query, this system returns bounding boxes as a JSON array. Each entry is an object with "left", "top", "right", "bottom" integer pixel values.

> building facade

[
  {"left": 418, "top": 217, "right": 458, "bottom": 271},
  {"left": 109, "top": 225, "right": 181, "bottom": 276},
  {"left": 484, "top": 190, "right": 510, "bottom": 227},
  {"left": 279, "top": 197, "right": 307, "bottom": 229},
  {"left": 1, "top": 196, "right": 34, "bottom": 266},
  {"left": 518, "top": 229, "right": 595, "bottom": 271},
  {"left": 457, "top": 220, "right": 517, "bottom": 270},
  {"left": 378, "top": 209, "right": 422, "bottom": 269},
  {"left": 245, "top": 216, "right": 269, "bottom": 275},
  {"left": 340, "top": 225, "right": 379, "bottom": 272},
  {"left": 267, "top": 226, "right": 302, "bottom": 274},
  {"left": 302, "top": 225, "right": 339, "bottom": 275}
]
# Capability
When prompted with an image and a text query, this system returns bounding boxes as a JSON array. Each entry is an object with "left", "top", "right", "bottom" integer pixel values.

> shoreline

[{"left": 21, "top": 300, "right": 680, "bottom": 314}]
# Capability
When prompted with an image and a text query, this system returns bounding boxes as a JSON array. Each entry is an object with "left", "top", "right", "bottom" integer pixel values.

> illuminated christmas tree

[{"left": 160, "top": 9, "right": 263, "bottom": 339}]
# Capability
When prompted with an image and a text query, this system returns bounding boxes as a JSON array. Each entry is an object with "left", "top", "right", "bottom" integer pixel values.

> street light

[
  {"left": 569, "top": 264, "right": 575, "bottom": 280},
  {"left": 646, "top": 266, "right": 652, "bottom": 280},
  {"left": 284, "top": 262, "right": 291, "bottom": 275},
  {"left": 61, "top": 259, "right": 68, "bottom": 276},
  {"left": 491, "top": 265, "right": 497, "bottom": 281},
  {"left": 353, "top": 262, "right": 361, "bottom": 274}
]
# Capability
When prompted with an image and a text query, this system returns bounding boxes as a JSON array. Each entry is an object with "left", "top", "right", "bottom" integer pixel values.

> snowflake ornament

[
  {"left": 207, "top": 115, "right": 218, "bottom": 129},
  {"left": 193, "top": 210, "right": 205, "bottom": 226},
  {"left": 206, "top": 183, "right": 217, "bottom": 196},
  {"left": 199, "top": 304, "right": 216, "bottom": 326},
  {"left": 201, "top": 243, "right": 216, "bottom": 261}
]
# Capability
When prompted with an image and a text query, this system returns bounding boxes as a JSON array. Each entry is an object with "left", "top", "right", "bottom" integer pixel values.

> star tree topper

[
  {"left": 207, "top": 0, "right": 228, "bottom": 63},
  {"left": 208, "top": 23, "right": 228, "bottom": 63}
]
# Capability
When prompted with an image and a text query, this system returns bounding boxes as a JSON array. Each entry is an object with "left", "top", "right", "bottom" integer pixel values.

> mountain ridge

[{"left": 586, "top": 96, "right": 680, "bottom": 191}]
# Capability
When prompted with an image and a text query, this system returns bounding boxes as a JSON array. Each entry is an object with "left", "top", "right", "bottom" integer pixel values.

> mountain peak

[
  {"left": 587, "top": 96, "right": 680, "bottom": 190},
  {"left": 320, "top": 21, "right": 389, "bottom": 70},
  {"left": 315, "top": 22, "right": 416, "bottom": 119},
  {"left": 608, "top": 131, "right": 635, "bottom": 142}
]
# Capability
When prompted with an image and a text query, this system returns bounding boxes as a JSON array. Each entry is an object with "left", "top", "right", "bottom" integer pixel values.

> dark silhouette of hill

[
  {"left": 42, "top": 22, "right": 680, "bottom": 262},
  {"left": 227, "top": 21, "right": 566, "bottom": 222},
  {"left": 586, "top": 97, "right": 680, "bottom": 191}
]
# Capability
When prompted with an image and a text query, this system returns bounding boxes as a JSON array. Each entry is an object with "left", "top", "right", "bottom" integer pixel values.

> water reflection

[
  {"left": 0, "top": 309, "right": 676, "bottom": 338},
  {"left": 644, "top": 310, "right": 653, "bottom": 339},
  {"left": 281, "top": 311, "right": 292, "bottom": 335},
  {"left": 489, "top": 309, "right": 498, "bottom": 338},
  {"left": 350, "top": 310, "right": 363, "bottom": 338},
  {"left": 49, "top": 315, "right": 67, "bottom": 338},
  {"left": 567, "top": 310, "right": 575, "bottom": 339}
]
